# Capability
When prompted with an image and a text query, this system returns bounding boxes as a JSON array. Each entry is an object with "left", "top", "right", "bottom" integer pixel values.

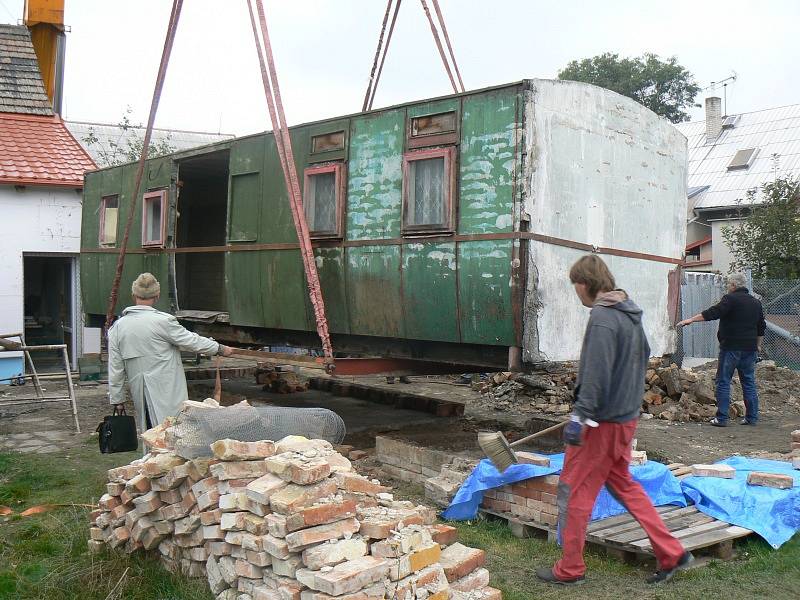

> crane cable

[
  {"left": 367, "top": 0, "right": 403, "bottom": 111},
  {"left": 104, "top": 0, "right": 183, "bottom": 333},
  {"left": 365, "top": 0, "right": 464, "bottom": 111},
  {"left": 420, "top": 0, "right": 462, "bottom": 94},
  {"left": 247, "top": 0, "right": 334, "bottom": 361},
  {"left": 430, "top": 0, "right": 465, "bottom": 92},
  {"left": 362, "top": 0, "right": 394, "bottom": 112}
]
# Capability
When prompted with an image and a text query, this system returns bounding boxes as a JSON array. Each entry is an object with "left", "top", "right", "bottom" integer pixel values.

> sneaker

[
  {"left": 535, "top": 567, "right": 585, "bottom": 585},
  {"left": 709, "top": 417, "right": 727, "bottom": 427},
  {"left": 740, "top": 419, "right": 757, "bottom": 426},
  {"left": 646, "top": 551, "right": 694, "bottom": 584}
]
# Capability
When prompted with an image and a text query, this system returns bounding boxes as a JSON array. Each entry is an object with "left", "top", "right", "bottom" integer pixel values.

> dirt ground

[{"left": 1, "top": 360, "right": 798, "bottom": 465}]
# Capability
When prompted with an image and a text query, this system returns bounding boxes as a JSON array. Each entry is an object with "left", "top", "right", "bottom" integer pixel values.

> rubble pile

[
  {"left": 477, "top": 360, "right": 800, "bottom": 423},
  {"left": 89, "top": 422, "right": 501, "bottom": 599},
  {"left": 256, "top": 364, "right": 308, "bottom": 394},
  {"left": 472, "top": 365, "right": 577, "bottom": 416}
]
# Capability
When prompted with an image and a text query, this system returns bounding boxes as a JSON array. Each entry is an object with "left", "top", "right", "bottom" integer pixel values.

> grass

[
  {"left": 0, "top": 443, "right": 213, "bottom": 600},
  {"left": 453, "top": 519, "right": 800, "bottom": 600},
  {"left": 1, "top": 443, "right": 798, "bottom": 600}
]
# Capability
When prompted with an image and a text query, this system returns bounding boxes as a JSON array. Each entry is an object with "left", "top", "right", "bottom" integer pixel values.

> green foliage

[
  {"left": 558, "top": 52, "right": 701, "bottom": 123},
  {"left": 722, "top": 177, "right": 800, "bottom": 278},
  {"left": 82, "top": 107, "right": 176, "bottom": 168}
]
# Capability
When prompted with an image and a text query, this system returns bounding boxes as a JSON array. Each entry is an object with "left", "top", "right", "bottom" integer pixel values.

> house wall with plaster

[
  {"left": 521, "top": 79, "right": 688, "bottom": 362},
  {"left": 0, "top": 185, "right": 83, "bottom": 382}
]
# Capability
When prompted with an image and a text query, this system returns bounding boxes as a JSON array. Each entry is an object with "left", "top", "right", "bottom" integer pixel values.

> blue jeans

[{"left": 715, "top": 350, "right": 759, "bottom": 423}]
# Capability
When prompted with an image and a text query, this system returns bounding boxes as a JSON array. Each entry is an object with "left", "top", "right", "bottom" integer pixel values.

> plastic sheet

[
  {"left": 442, "top": 453, "right": 686, "bottom": 522},
  {"left": 681, "top": 456, "right": 800, "bottom": 549}
]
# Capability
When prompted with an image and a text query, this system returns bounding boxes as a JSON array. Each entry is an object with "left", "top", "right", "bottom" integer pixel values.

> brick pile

[
  {"left": 89, "top": 436, "right": 501, "bottom": 600},
  {"left": 376, "top": 437, "right": 465, "bottom": 485},
  {"left": 479, "top": 474, "right": 560, "bottom": 528}
]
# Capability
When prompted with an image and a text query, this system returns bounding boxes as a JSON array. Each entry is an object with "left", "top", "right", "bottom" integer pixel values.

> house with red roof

[{"left": 0, "top": 23, "right": 96, "bottom": 382}]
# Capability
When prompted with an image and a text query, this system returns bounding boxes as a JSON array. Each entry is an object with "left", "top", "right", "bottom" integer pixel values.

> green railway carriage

[{"left": 80, "top": 79, "right": 687, "bottom": 369}]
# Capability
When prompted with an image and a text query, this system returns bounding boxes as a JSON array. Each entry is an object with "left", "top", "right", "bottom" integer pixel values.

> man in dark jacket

[
  {"left": 677, "top": 273, "right": 766, "bottom": 426},
  {"left": 536, "top": 255, "right": 691, "bottom": 586}
]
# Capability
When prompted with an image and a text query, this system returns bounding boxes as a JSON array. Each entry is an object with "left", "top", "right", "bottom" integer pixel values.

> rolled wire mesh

[{"left": 171, "top": 405, "right": 346, "bottom": 458}]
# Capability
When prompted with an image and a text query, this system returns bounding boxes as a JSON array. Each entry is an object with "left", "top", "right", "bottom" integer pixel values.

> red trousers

[{"left": 552, "top": 420, "right": 685, "bottom": 580}]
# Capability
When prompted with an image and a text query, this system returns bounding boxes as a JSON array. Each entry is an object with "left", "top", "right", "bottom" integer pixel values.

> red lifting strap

[{"left": 247, "top": 0, "right": 334, "bottom": 361}]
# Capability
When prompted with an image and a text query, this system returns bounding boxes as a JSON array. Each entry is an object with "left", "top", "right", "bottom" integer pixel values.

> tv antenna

[{"left": 707, "top": 72, "right": 738, "bottom": 116}]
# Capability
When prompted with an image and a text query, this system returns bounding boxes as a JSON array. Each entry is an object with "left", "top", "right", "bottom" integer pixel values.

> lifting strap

[
  {"left": 247, "top": 0, "right": 334, "bottom": 361},
  {"left": 104, "top": 0, "right": 183, "bottom": 332}
]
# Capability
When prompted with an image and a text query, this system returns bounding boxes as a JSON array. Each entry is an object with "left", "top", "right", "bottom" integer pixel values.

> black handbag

[{"left": 96, "top": 404, "right": 138, "bottom": 453}]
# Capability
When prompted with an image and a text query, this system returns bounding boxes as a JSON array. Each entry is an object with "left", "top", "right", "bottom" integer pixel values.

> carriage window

[
  {"left": 411, "top": 112, "right": 456, "bottom": 137},
  {"left": 312, "top": 131, "right": 345, "bottom": 154},
  {"left": 142, "top": 190, "right": 166, "bottom": 247},
  {"left": 99, "top": 195, "right": 119, "bottom": 246},
  {"left": 402, "top": 147, "right": 455, "bottom": 233},
  {"left": 304, "top": 163, "right": 343, "bottom": 237}
]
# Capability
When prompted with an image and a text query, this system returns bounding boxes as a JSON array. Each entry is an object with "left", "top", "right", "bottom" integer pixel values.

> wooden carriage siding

[
  {"left": 80, "top": 82, "right": 525, "bottom": 355},
  {"left": 80, "top": 79, "right": 687, "bottom": 367}
]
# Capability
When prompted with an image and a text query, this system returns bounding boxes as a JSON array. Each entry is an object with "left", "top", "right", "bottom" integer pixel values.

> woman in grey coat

[{"left": 108, "top": 273, "right": 233, "bottom": 430}]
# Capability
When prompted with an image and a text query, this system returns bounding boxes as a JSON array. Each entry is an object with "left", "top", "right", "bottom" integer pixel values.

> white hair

[{"left": 727, "top": 273, "right": 747, "bottom": 289}]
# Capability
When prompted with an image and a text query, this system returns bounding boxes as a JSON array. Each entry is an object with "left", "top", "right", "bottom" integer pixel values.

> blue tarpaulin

[
  {"left": 681, "top": 457, "right": 800, "bottom": 549},
  {"left": 442, "top": 453, "right": 686, "bottom": 522}
]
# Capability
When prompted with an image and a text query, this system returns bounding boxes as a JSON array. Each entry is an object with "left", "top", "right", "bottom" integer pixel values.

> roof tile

[{"left": 0, "top": 113, "right": 97, "bottom": 186}]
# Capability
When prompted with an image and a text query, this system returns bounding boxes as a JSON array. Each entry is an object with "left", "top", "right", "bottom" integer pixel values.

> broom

[{"left": 478, "top": 420, "right": 569, "bottom": 473}]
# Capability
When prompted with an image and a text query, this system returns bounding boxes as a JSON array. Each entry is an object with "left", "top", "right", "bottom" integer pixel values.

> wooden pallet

[{"left": 480, "top": 463, "right": 754, "bottom": 562}]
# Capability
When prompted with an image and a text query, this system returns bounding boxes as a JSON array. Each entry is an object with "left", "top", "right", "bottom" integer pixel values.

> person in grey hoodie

[{"left": 536, "top": 255, "right": 691, "bottom": 586}]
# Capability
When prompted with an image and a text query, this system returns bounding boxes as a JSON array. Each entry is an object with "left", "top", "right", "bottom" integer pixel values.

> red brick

[
  {"left": 270, "top": 479, "right": 338, "bottom": 514},
  {"left": 439, "top": 543, "right": 486, "bottom": 582},
  {"left": 747, "top": 471, "right": 794, "bottom": 489},
  {"left": 357, "top": 507, "right": 424, "bottom": 539},
  {"left": 99, "top": 493, "right": 122, "bottom": 511},
  {"left": 211, "top": 439, "right": 276, "bottom": 461},
  {"left": 541, "top": 492, "right": 557, "bottom": 505},
  {"left": 515, "top": 452, "right": 550, "bottom": 467},
  {"left": 200, "top": 509, "right": 222, "bottom": 526},
  {"left": 427, "top": 524, "right": 458, "bottom": 546},
  {"left": 285, "top": 517, "right": 360, "bottom": 552},
  {"left": 295, "top": 556, "right": 390, "bottom": 596},
  {"left": 691, "top": 464, "right": 735, "bottom": 478},
  {"left": 285, "top": 499, "right": 357, "bottom": 532},
  {"left": 210, "top": 460, "right": 270, "bottom": 481},
  {"left": 451, "top": 567, "right": 490, "bottom": 592},
  {"left": 349, "top": 450, "right": 369, "bottom": 461},
  {"left": 334, "top": 472, "right": 390, "bottom": 496}
]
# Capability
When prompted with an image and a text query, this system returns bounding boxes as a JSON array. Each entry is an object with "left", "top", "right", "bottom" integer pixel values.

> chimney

[{"left": 705, "top": 97, "right": 723, "bottom": 143}]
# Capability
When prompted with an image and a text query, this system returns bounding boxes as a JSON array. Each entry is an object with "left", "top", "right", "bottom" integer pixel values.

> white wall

[
  {"left": 0, "top": 185, "right": 83, "bottom": 380},
  {"left": 521, "top": 80, "right": 688, "bottom": 362},
  {"left": 710, "top": 218, "right": 743, "bottom": 275}
]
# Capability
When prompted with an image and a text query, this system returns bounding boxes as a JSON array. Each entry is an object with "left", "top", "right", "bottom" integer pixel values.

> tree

[
  {"left": 722, "top": 177, "right": 800, "bottom": 278},
  {"left": 82, "top": 107, "right": 176, "bottom": 167},
  {"left": 558, "top": 53, "right": 701, "bottom": 123}
]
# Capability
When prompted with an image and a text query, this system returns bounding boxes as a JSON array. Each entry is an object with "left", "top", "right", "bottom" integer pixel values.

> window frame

[
  {"left": 401, "top": 146, "right": 457, "bottom": 235},
  {"left": 141, "top": 189, "right": 168, "bottom": 248},
  {"left": 98, "top": 194, "right": 119, "bottom": 247},
  {"left": 302, "top": 162, "right": 345, "bottom": 239},
  {"left": 407, "top": 111, "right": 458, "bottom": 150}
]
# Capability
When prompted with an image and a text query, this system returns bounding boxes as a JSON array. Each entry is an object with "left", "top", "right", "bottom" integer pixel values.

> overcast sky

[{"left": 3, "top": 0, "right": 798, "bottom": 136}]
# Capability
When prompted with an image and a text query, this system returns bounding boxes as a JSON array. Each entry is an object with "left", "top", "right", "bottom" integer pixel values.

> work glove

[{"left": 563, "top": 415, "right": 584, "bottom": 446}]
